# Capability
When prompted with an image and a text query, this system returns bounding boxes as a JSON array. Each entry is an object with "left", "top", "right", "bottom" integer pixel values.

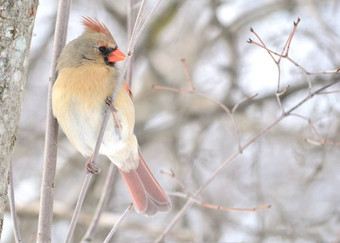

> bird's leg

[
  {"left": 86, "top": 154, "right": 101, "bottom": 174},
  {"left": 105, "top": 97, "right": 122, "bottom": 137}
]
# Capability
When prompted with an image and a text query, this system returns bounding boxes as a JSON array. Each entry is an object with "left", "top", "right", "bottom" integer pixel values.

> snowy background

[{"left": 3, "top": 0, "right": 340, "bottom": 242}]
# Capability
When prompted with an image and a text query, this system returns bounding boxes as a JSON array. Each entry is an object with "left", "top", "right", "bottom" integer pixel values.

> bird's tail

[{"left": 119, "top": 152, "right": 171, "bottom": 216}]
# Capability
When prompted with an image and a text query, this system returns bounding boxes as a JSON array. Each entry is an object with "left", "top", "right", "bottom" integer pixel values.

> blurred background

[{"left": 3, "top": 0, "right": 340, "bottom": 242}]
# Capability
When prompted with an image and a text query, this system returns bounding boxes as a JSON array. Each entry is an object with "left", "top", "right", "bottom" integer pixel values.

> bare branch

[
  {"left": 231, "top": 93, "right": 258, "bottom": 152},
  {"left": 37, "top": 0, "right": 72, "bottom": 242},
  {"left": 64, "top": 173, "right": 93, "bottom": 243},
  {"left": 81, "top": 164, "right": 117, "bottom": 243},
  {"left": 280, "top": 18, "right": 300, "bottom": 59},
  {"left": 249, "top": 20, "right": 303, "bottom": 112},
  {"left": 290, "top": 113, "right": 340, "bottom": 147},
  {"left": 103, "top": 204, "right": 133, "bottom": 243},
  {"left": 168, "top": 192, "right": 270, "bottom": 212},
  {"left": 181, "top": 59, "right": 195, "bottom": 91},
  {"left": 160, "top": 169, "right": 188, "bottom": 193},
  {"left": 8, "top": 162, "right": 21, "bottom": 243},
  {"left": 162, "top": 168, "right": 270, "bottom": 213},
  {"left": 126, "top": 0, "right": 134, "bottom": 87},
  {"left": 248, "top": 27, "right": 276, "bottom": 63},
  {"left": 152, "top": 85, "right": 194, "bottom": 94}
]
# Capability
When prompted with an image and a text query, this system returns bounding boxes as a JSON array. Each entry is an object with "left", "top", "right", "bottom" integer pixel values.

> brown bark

[{"left": 0, "top": 0, "right": 38, "bottom": 238}]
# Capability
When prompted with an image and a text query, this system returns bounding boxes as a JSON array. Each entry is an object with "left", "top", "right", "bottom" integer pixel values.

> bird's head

[{"left": 57, "top": 17, "right": 126, "bottom": 70}]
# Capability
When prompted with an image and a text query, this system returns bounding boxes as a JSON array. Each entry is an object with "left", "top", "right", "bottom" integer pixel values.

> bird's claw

[
  {"left": 105, "top": 97, "right": 117, "bottom": 112},
  {"left": 105, "top": 97, "right": 122, "bottom": 134},
  {"left": 86, "top": 161, "right": 101, "bottom": 174},
  {"left": 105, "top": 96, "right": 112, "bottom": 106}
]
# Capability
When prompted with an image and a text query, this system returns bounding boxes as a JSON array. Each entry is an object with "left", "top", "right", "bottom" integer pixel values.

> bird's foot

[
  {"left": 105, "top": 97, "right": 117, "bottom": 111},
  {"left": 105, "top": 97, "right": 122, "bottom": 135},
  {"left": 86, "top": 156, "right": 101, "bottom": 174}
]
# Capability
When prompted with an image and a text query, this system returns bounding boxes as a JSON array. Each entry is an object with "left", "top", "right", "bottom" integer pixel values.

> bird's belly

[{"left": 57, "top": 97, "right": 129, "bottom": 158}]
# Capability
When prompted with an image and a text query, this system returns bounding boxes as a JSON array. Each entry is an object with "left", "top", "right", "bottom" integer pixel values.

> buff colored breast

[{"left": 52, "top": 63, "right": 135, "bottom": 158}]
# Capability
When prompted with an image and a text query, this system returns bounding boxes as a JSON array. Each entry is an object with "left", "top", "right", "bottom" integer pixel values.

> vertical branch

[
  {"left": 275, "top": 18, "right": 301, "bottom": 113},
  {"left": 80, "top": 164, "right": 117, "bottom": 243},
  {"left": 37, "top": 0, "right": 72, "bottom": 242},
  {"left": 181, "top": 59, "right": 195, "bottom": 91},
  {"left": 8, "top": 162, "right": 21, "bottom": 243},
  {"left": 134, "top": 0, "right": 162, "bottom": 43},
  {"left": 126, "top": 0, "right": 134, "bottom": 87}
]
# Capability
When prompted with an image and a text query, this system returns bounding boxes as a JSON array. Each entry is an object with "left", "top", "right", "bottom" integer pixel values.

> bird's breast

[{"left": 52, "top": 64, "right": 135, "bottom": 157}]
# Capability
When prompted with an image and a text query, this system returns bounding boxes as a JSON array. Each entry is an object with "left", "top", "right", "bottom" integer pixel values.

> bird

[{"left": 52, "top": 17, "right": 171, "bottom": 216}]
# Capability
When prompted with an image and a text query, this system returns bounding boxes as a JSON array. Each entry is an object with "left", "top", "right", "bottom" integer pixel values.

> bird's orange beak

[{"left": 107, "top": 49, "right": 126, "bottom": 63}]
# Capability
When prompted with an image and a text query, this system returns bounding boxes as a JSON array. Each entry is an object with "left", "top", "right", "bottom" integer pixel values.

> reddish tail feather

[{"left": 119, "top": 152, "right": 171, "bottom": 216}]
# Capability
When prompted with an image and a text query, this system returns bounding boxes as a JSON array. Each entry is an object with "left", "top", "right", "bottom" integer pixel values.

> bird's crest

[{"left": 82, "top": 16, "right": 114, "bottom": 42}]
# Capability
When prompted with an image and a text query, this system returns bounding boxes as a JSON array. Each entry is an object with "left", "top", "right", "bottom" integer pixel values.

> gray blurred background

[{"left": 3, "top": 0, "right": 340, "bottom": 242}]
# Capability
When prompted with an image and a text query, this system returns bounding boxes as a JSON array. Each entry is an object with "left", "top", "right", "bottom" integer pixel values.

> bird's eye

[{"left": 98, "top": 46, "right": 107, "bottom": 53}]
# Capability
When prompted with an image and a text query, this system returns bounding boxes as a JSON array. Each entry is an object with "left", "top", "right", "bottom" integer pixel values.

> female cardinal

[{"left": 52, "top": 17, "right": 171, "bottom": 216}]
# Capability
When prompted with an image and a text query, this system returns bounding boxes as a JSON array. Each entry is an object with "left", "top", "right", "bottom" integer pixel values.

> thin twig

[
  {"left": 103, "top": 204, "right": 133, "bottom": 243},
  {"left": 290, "top": 113, "right": 340, "bottom": 146},
  {"left": 250, "top": 27, "right": 284, "bottom": 106},
  {"left": 277, "top": 85, "right": 290, "bottom": 96},
  {"left": 127, "top": 0, "right": 147, "bottom": 55},
  {"left": 305, "top": 138, "right": 340, "bottom": 146},
  {"left": 181, "top": 59, "right": 195, "bottom": 91},
  {"left": 163, "top": 170, "right": 270, "bottom": 212},
  {"left": 160, "top": 169, "right": 189, "bottom": 194},
  {"left": 284, "top": 18, "right": 300, "bottom": 57},
  {"left": 249, "top": 19, "right": 312, "bottom": 101},
  {"left": 152, "top": 86, "right": 232, "bottom": 116},
  {"left": 152, "top": 85, "right": 194, "bottom": 94},
  {"left": 275, "top": 18, "right": 298, "bottom": 100},
  {"left": 8, "top": 161, "right": 21, "bottom": 243},
  {"left": 81, "top": 164, "right": 117, "bottom": 243},
  {"left": 37, "top": 0, "right": 72, "bottom": 242},
  {"left": 248, "top": 38, "right": 339, "bottom": 76},
  {"left": 250, "top": 19, "right": 301, "bottom": 113},
  {"left": 126, "top": 0, "right": 134, "bottom": 87},
  {"left": 64, "top": 174, "right": 93, "bottom": 243},
  {"left": 279, "top": 18, "right": 300, "bottom": 61},
  {"left": 249, "top": 27, "right": 276, "bottom": 63},
  {"left": 231, "top": 93, "right": 258, "bottom": 152},
  {"left": 168, "top": 192, "right": 270, "bottom": 212},
  {"left": 134, "top": 0, "right": 162, "bottom": 45},
  {"left": 287, "top": 79, "right": 340, "bottom": 113},
  {"left": 317, "top": 89, "right": 340, "bottom": 94}
]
